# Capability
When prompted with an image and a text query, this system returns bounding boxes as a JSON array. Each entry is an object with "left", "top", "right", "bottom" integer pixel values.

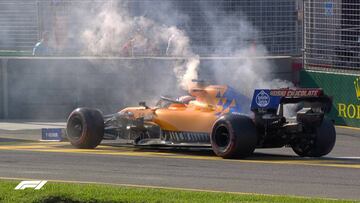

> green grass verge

[
  {"left": 0, "top": 50, "right": 32, "bottom": 56},
  {"left": 0, "top": 180, "right": 357, "bottom": 203}
]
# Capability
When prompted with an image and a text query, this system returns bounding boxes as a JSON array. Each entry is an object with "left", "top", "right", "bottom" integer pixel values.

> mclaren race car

[{"left": 66, "top": 81, "right": 336, "bottom": 158}]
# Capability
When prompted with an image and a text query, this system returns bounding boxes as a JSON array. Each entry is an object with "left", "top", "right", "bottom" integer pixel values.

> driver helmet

[{"left": 176, "top": 95, "right": 195, "bottom": 104}]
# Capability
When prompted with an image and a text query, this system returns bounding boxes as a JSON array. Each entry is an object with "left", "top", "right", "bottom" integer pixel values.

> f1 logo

[{"left": 14, "top": 180, "right": 47, "bottom": 190}]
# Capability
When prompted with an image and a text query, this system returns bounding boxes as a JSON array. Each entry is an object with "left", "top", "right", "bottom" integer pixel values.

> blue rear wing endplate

[{"left": 251, "top": 89, "right": 282, "bottom": 111}]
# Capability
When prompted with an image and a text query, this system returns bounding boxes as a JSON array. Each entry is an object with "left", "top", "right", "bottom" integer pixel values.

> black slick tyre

[
  {"left": 210, "top": 114, "right": 257, "bottom": 159},
  {"left": 292, "top": 119, "right": 336, "bottom": 157},
  {"left": 66, "top": 108, "right": 104, "bottom": 149}
]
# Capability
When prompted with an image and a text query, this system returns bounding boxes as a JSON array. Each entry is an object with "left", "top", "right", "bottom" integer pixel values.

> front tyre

[
  {"left": 292, "top": 119, "right": 336, "bottom": 157},
  {"left": 66, "top": 108, "right": 104, "bottom": 149},
  {"left": 211, "top": 114, "right": 257, "bottom": 159}
]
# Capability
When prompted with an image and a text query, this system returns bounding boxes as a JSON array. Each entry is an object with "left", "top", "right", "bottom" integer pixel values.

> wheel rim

[
  {"left": 68, "top": 116, "right": 83, "bottom": 140},
  {"left": 292, "top": 137, "right": 314, "bottom": 156},
  {"left": 214, "top": 125, "right": 230, "bottom": 149}
]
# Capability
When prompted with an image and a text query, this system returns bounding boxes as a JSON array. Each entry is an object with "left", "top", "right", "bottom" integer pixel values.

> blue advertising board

[{"left": 41, "top": 128, "right": 63, "bottom": 141}]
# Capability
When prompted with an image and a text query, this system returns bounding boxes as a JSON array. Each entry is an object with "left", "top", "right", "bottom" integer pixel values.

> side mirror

[{"left": 139, "top": 101, "right": 149, "bottom": 109}]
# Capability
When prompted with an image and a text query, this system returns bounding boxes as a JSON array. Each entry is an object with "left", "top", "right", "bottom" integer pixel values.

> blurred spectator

[
  {"left": 120, "top": 27, "right": 159, "bottom": 56},
  {"left": 121, "top": 38, "right": 134, "bottom": 57},
  {"left": 33, "top": 32, "right": 54, "bottom": 56},
  {"left": 52, "top": 0, "right": 68, "bottom": 54},
  {"left": 166, "top": 34, "right": 175, "bottom": 56}
]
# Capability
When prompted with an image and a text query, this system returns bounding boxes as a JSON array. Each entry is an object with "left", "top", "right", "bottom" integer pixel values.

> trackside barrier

[{"left": 0, "top": 56, "right": 293, "bottom": 119}]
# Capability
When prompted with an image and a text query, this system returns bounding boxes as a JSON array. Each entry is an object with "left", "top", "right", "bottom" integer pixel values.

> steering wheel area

[
  {"left": 155, "top": 96, "right": 185, "bottom": 108},
  {"left": 160, "top": 96, "right": 184, "bottom": 104}
]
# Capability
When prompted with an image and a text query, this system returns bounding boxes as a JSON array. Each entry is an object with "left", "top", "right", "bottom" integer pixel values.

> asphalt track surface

[{"left": 0, "top": 126, "right": 359, "bottom": 200}]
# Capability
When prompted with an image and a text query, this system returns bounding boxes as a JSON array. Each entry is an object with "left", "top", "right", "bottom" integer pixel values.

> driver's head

[{"left": 177, "top": 95, "right": 195, "bottom": 104}]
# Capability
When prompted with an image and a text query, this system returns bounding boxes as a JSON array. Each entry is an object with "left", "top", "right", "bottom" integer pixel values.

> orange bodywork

[{"left": 119, "top": 85, "right": 241, "bottom": 133}]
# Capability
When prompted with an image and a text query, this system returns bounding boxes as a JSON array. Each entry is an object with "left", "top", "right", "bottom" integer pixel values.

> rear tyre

[
  {"left": 66, "top": 108, "right": 104, "bottom": 149},
  {"left": 292, "top": 119, "right": 336, "bottom": 157},
  {"left": 211, "top": 114, "right": 257, "bottom": 159}
]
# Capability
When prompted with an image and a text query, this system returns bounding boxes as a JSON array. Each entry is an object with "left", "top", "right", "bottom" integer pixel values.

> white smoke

[
  {"left": 73, "top": 1, "right": 292, "bottom": 108},
  {"left": 198, "top": 4, "right": 294, "bottom": 99},
  {"left": 81, "top": 3, "right": 132, "bottom": 55},
  {"left": 80, "top": 2, "right": 199, "bottom": 92}
]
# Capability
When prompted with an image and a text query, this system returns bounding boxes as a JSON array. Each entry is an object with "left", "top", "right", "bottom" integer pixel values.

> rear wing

[{"left": 250, "top": 88, "right": 332, "bottom": 113}]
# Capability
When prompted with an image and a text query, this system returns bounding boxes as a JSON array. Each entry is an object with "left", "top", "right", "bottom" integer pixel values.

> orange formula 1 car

[{"left": 66, "top": 81, "right": 336, "bottom": 158}]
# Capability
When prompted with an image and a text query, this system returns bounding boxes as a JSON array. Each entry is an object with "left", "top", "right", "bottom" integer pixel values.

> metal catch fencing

[
  {"left": 0, "top": 0, "right": 302, "bottom": 56},
  {"left": 0, "top": 0, "right": 38, "bottom": 51},
  {"left": 304, "top": 0, "right": 360, "bottom": 72}
]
